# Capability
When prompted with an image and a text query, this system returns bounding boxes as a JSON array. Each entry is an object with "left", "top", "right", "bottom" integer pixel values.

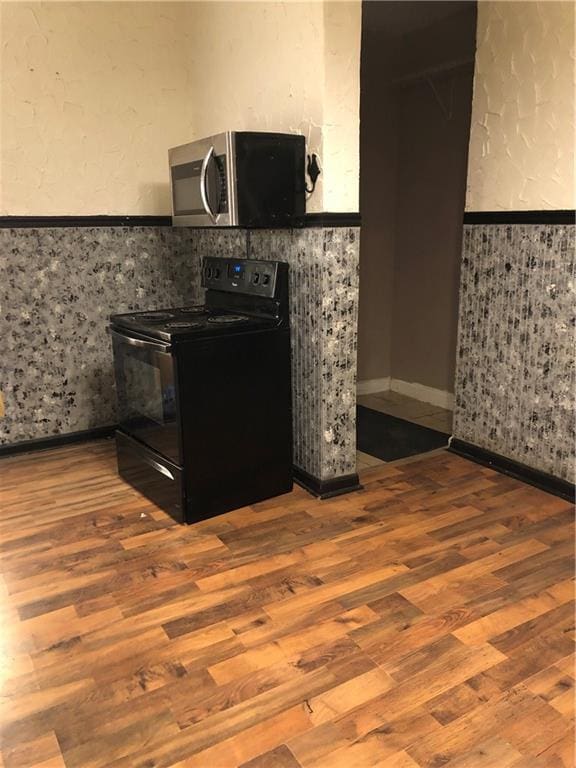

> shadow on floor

[{"left": 357, "top": 405, "right": 450, "bottom": 463}]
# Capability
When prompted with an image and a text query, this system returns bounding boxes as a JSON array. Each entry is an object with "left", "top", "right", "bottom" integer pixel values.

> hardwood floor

[{"left": 0, "top": 440, "right": 574, "bottom": 768}]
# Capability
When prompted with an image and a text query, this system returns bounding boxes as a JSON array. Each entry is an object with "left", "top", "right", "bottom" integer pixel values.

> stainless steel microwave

[{"left": 168, "top": 131, "right": 305, "bottom": 227}]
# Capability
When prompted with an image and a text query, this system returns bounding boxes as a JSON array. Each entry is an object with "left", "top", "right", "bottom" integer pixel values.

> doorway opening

[{"left": 357, "top": 0, "right": 477, "bottom": 471}]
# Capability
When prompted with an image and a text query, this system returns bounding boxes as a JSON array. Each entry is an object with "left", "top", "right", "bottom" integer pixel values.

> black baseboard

[
  {"left": 293, "top": 466, "right": 362, "bottom": 499},
  {"left": 0, "top": 433, "right": 364, "bottom": 503},
  {"left": 449, "top": 438, "right": 575, "bottom": 502},
  {"left": 0, "top": 426, "right": 116, "bottom": 458}
]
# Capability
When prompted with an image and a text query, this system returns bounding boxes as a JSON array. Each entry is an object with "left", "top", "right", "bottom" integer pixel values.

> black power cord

[{"left": 305, "top": 153, "right": 321, "bottom": 194}]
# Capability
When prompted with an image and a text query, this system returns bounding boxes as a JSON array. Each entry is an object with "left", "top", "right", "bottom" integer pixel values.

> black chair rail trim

[
  {"left": 463, "top": 210, "right": 575, "bottom": 225},
  {"left": 0, "top": 213, "right": 361, "bottom": 229},
  {"left": 0, "top": 216, "right": 173, "bottom": 228}
]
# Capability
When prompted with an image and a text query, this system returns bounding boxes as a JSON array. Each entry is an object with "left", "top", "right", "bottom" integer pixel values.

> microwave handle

[
  {"left": 109, "top": 328, "right": 172, "bottom": 354},
  {"left": 200, "top": 146, "right": 218, "bottom": 224}
]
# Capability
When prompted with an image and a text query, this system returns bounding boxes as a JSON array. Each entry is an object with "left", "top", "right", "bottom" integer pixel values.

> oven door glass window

[
  {"left": 172, "top": 160, "right": 205, "bottom": 216},
  {"left": 112, "top": 334, "right": 180, "bottom": 464},
  {"left": 171, "top": 156, "right": 227, "bottom": 217}
]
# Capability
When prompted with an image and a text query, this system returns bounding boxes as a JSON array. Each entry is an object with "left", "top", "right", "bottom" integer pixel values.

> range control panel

[{"left": 202, "top": 257, "right": 279, "bottom": 298}]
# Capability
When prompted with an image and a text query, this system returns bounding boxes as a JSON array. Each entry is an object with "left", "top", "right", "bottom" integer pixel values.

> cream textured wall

[
  {"left": 0, "top": 1, "right": 360, "bottom": 216},
  {"left": 322, "top": 1, "right": 361, "bottom": 212},
  {"left": 1, "top": 2, "right": 196, "bottom": 216},
  {"left": 466, "top": 1, "right": 575, "bottom": 211},
  {"left": 185, "top": 1, "right": 326, "bottom": 212},
  {"left": 149, "top": 0, "right": 361, "bottom": 213}
]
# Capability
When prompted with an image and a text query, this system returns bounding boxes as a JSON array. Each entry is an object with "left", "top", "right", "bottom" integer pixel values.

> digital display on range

[{"left": 228, "top": 263, "right": 245, "bottom": 280}]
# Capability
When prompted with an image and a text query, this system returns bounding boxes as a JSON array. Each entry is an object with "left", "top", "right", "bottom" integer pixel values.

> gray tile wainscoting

[
  {"left": 248, "top": 228, "right": 360, "bottom": 481},
  {"left": 453, "top": 223, "right": 575, "bottom": 483},
  {"left": 0, "top": 227, "right": 243, "bottom": 445},
  {"left": 0, "top": 225, "right": 360, "bottom": 484}
]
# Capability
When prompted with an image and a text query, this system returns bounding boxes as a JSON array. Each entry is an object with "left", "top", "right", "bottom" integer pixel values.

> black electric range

[{"left": 110, "top": 257, "right": 292, "bottom": 524}]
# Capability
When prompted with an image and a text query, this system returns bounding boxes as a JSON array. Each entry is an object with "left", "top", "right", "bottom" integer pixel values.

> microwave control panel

[{"left": 202, "top": 257, "right": 279, "bottom": 299}]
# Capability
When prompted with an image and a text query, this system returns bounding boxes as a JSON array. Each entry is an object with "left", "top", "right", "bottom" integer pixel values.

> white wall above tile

[
  {"left": 466, "top": 1, "right": 575, "bottom": 211},
  {"left": 0, "top": 1, "right": 360, "bottom": 216}
]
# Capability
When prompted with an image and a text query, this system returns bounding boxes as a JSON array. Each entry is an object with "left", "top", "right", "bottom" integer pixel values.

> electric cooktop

[{"left": 110, "top": 305, "right": 276, "bottom": 342}]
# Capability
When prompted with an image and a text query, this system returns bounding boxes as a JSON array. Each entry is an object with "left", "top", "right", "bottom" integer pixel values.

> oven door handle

[
  {"left": 200, "top": 145, "right": 218, "bottom": 224},
  {"left": 109, "top": 328, "right": 172, "bottom": 354}
]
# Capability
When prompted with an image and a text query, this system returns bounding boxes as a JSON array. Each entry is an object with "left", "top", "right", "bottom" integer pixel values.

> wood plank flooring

[{"left": 0, "top": 440, "right": 574, "bottom": 768}]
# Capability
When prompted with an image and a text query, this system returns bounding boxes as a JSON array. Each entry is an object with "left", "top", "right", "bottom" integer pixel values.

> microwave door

[{"left": 169, "top": 132, "right": 232, "bottom": 226}]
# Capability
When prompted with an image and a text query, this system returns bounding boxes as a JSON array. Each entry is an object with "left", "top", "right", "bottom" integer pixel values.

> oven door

[
  {"left": 169, "top": 132, "right": 234, "bottom": 227},
  {"left": 111, "top": 328, "right": 181, "bottom": 465}
]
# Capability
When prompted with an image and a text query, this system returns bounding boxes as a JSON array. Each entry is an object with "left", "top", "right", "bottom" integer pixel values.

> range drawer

[{"left": 115, "top": 431, "right": 184, "bottom": 523}]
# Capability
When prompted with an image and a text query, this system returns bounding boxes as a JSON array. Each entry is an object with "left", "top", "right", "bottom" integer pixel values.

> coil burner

[
  {"left": 207, "top": 315, "right": 247, "bottom": 324},
  {"left": 138, "top": 312, "right": 175, "bottom": 321},
  {"left": 165, "top": 321, "right": 205, "bottom": 329}
]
